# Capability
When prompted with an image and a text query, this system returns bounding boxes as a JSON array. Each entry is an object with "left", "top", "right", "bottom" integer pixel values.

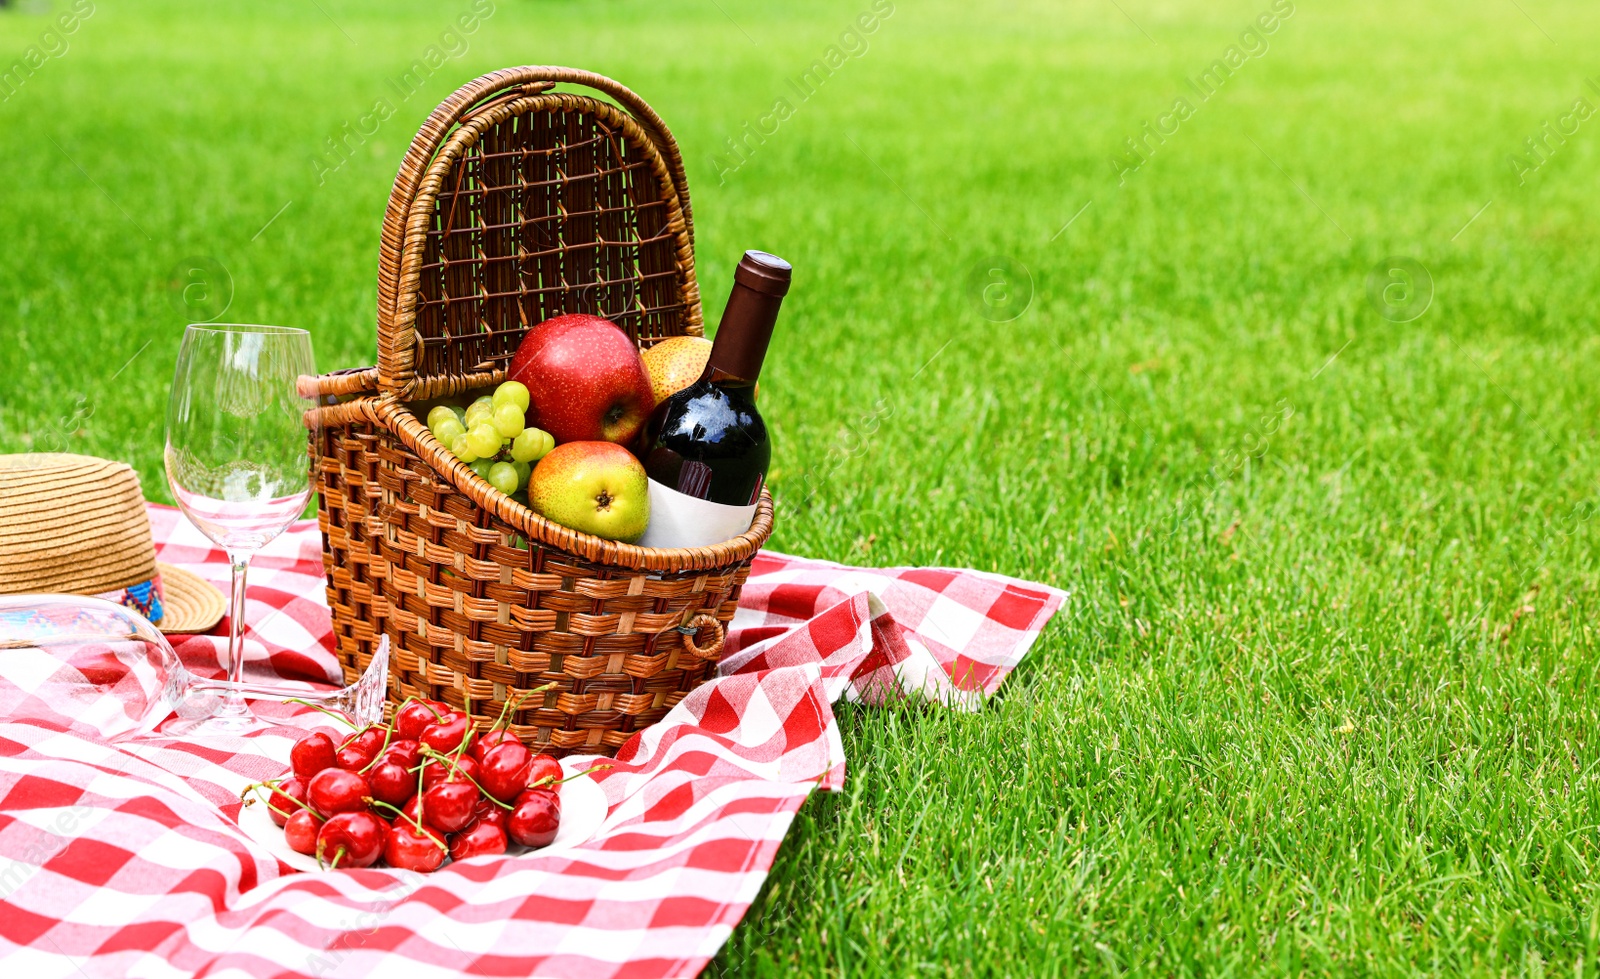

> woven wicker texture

[
  {"left": 312, "top": 68, "right": 773, "bottom": 756},
  {"left": 377, "top": 68, "right": 701, "bottom": 403}
]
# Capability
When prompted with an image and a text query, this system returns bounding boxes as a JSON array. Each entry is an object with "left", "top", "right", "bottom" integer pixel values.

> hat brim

[{"left": 153, "top": 562, "right": 228, "bottom": 634}]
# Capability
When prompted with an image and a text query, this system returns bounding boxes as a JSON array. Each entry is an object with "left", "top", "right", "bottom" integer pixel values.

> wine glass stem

[{"left": 224, "top": 550, "right": 252, "bottom": 715}]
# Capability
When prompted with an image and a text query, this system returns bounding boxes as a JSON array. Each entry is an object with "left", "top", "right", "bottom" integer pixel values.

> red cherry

[
  {"left": 398, "top": 792, "right": 424, "bottom": 825},
  {"left": 473, "top": 797, "right": 509, "bottom": 833},
  {"left": 472, "top": 729, "right": 521, "bottom": 763},
  {"left": 419, "top": 713, "right": 474, "bottom": 755},
  {"left": 449, "top": 819, "right": 508, "bottom": 861},
  {"left": 316, "top": 811, "right": 386, "bottom": 868},
  {"left": 385, "top": 820, "right": 446, "bottom": 873},
  {"left": 335, "top": 730, "right": 385, "bottom": 771},
  {"left": 265, "top": 777, "right": 307, "bottom": 828},
  {"left": 512, "top": 784, "right": 563, "bottom": 808},
  {"left": 420, "top": 780, "right": 478, "bottom": 834},
  {"left": 367, "top": 760, "right": 414, "bottom": 809},
  {"left": 284, "top": 808, "right": 324, "bottom": 855},
  {"left": 479, "top": 742, "right": 533, "bottom": 803},
  {"left": 346, "top": 727, "right": 387, "bottom": 755},
  {"left": 395, "top": 700, "right": 448, "bottom": 741},
  {"left": 290, "top": 732, "right": 337, "bottom": 779},
  {"left": 335, "top": 745, "right": 376, "bottom": 771},
  {"left": 421, "top": 754, "right": 479, "bottom": 792},
  {"left": 508, "top": 787, "right": 561, "bottom": 848},
  {"left": 383, "top": 738, "right": 421, "bottom": 769},
  {"left": 526, "top": 753, "right": 562, "bottom": 789},
  {"left": 306, "top": 768, "right": 370, "bottom": 817}
]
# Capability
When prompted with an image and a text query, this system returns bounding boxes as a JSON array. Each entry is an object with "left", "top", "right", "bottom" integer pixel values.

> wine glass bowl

[
  {"left": 165, "top": 324, "right": 317, "bottom": 552},
  {"left": 168, "top": 479, "right": 311, "bottom": 554}
]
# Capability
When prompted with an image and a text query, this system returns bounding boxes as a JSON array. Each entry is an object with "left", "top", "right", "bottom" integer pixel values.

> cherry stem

[
  {"left": 341, "top": 724, "right": 377, "bottom": 746},
  {"left": 238, "top": 776, "right": 277, "bottom": 804},
  {"left": 490, "top": 682, "right": 556, "bottom": 735},
  {"left": 284, "top": 698, "right": 358, "bottom": 729},
  {"left": 367, "top": 797, "right": 402, "bottom": 816},
  {"left": 420, "top": 744, "right": 474, "bottom": 778},
  {"left": 368, "top": 799, "right": 448, "bottom": 853},
  {"left": 350, "top": 693, "right": 441, "bottom": 775},
  {"left": 418, "top": 746, "right": 514, "bottom": 810},
  {"left": 359, "top": 725, "right": 397, "bottom": 774},
  {"left": 540, "top": 763, "right": 614, "bottom": 788},
  {"left": 240, "top": 778, "right": 315, "bottom": 818}
]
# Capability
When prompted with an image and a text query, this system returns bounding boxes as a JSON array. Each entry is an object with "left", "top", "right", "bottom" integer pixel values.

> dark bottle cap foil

[{"left": 734, "top": 250, "right": 792, "bottom": 298}]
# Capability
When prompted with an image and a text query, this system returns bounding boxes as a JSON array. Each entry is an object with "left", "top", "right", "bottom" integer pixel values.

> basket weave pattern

[{"left": 311, "top": 67, "right": 772, "bottom": 755}]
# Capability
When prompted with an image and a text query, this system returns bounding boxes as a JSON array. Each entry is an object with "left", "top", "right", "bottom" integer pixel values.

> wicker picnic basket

[{"left": 304, "top": 67, "right": 774, "bottom": 757}]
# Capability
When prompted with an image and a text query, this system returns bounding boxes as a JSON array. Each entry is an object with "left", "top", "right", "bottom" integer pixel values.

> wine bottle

[{"left": 637, "top": 250, "right": 790, "bottom": 549}]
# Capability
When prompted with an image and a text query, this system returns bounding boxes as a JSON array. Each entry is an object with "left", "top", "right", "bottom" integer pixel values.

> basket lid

[{"left": 375, "top": 67, "right": 703, "bottom": 401}]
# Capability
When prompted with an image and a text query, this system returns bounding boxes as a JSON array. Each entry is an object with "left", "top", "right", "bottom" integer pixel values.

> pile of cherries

[{"left": 246, "top": 695, "right": 581, "bottom": 872}]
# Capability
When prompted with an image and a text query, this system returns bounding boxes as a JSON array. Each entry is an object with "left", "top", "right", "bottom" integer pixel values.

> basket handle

[
  {"left": 678, "top": 614, "right": 726, "bottom": 660},
  {"left": 375, "top": 66, "right": 696, "bottom": 387}
]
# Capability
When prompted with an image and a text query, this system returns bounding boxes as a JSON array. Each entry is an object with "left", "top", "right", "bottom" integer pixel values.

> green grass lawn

[{"left": 5, "top": 0, "right": 1600, "bottom": 974}]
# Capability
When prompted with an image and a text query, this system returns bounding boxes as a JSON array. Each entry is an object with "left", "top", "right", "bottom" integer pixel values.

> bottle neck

[{"left": 700, "top": 251, "right": 790, "bottom": 386}]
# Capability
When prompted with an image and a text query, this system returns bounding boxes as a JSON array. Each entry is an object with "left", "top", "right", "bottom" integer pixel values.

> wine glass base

[{"left": 161, "top": 706, "right": 269, "bottom": 738}]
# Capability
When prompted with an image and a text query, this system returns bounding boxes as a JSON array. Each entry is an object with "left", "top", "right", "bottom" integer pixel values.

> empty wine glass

[{"left": 164, "top": 324, "right": 357, "bottom": 736}]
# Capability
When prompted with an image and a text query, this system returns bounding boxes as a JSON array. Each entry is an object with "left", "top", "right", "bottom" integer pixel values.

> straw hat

[{"left": 0, "top": 454, "right": 226, "bottom": 634}]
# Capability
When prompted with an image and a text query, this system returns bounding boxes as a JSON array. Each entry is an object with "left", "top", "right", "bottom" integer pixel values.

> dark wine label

[
  {"left": 746, "top": 473, "right": 764, "bottom": 508},
  {"left": 676, "top": 460, "right": 714, "bottom": 500}
]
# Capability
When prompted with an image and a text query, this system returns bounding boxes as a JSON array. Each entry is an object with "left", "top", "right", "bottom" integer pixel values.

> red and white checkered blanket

[{"left": 0, "top": 504, "right": 1064, "bottom": 978}]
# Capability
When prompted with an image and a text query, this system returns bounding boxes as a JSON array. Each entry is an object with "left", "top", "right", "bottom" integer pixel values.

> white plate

[{"left": 238, "top": 758, "right": 609, "bottom": 872}]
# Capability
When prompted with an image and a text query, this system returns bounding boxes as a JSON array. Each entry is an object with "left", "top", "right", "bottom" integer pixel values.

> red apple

[{"left": 508, "top": 314, "right": 655, "bottom": 445}]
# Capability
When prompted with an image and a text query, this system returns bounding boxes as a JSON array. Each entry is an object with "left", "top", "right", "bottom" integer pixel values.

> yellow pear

[
  {"left": 642, "top": 336, "right": 711, "bottom": 404},
  {"left": 642, "top": 336, "right": 762, "bottom": 404}
]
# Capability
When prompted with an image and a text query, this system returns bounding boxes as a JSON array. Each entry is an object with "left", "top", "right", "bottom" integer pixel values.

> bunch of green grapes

[{"left": 424, "top": 381, "right": 555, "bottom": 498}]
